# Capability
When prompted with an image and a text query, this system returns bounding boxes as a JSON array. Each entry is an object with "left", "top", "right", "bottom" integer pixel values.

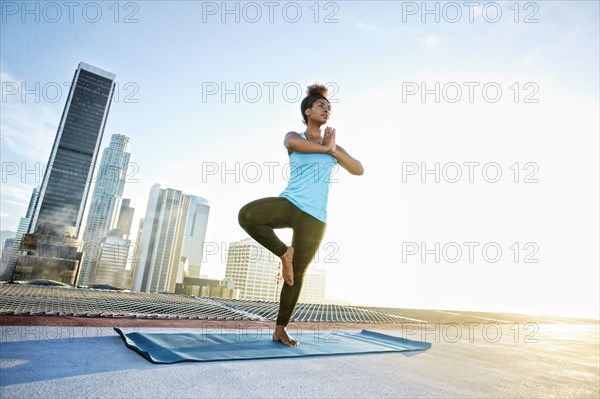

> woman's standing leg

[
  {"left": 276, "top": 211, "right": 327, "bottom": 327},
  {"left": 239, "top": 197, "right": 327, "bottom": 346}
]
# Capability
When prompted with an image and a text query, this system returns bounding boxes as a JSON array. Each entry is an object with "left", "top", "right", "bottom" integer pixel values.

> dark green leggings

[{"left": 238, "top": 197, "right": 327, "bottom": 326}]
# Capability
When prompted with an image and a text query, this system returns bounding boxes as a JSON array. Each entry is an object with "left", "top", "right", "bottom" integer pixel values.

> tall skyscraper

[
  {"left": 13, "top": 62, "right": 116, "bottom": 285},
  {"left": 132, "top": 184, "right": 210, "bottom": 293},
  {"left": 180, "top": 195, "right": 210, "bottom": 279},
  {"left": 29, "top": 62, "right": 116, "bottom": 238},
  {"left": 79, "top": 134, "right": 131, "bottom": 285}
]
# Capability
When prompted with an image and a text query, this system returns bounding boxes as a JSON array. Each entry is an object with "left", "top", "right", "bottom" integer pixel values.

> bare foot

[
  {"left": 279, "top": 246, "right": 294, "bottom": 286},
  {"left": 272, "top": 325, "right": 300, "bottom": 347}
]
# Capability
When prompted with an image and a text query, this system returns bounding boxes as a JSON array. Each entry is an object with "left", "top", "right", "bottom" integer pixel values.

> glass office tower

[
  {"left": 12, "top": 63, "right": 116, "bottom": 285},
  {"left": 132, "top": 184, "right": 210, "bottom": 293},
  {"left": 30, "top": 62, "right": 116, "bottom": 238},
  {"left": 79, "top": 134, "right": 131, "bottom": 285}
]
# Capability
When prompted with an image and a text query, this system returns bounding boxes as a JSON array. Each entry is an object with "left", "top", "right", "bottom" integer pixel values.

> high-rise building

[
  {"left": 29, "top": 62, "right": 116, "bottom": 238},
  {"left": 224, "top": 237, "right": 327, "bottom": 303},
  {"left": 79, "top": 134, "right": 131, "bottom": 285},
  {"left": 298, "top": 266, "right": 326, "bottom": 304},
  {"left": 126, "top": 218, "right": 144, "bottom": 287},
  {"left": 224, "top": 237, "right": 282, "bottom": 301},
  {"left": 82, "top": 197, "right": 136, "bottom": 289},
  {"left": 91, "top": 229, "right": 133, "bottom": 289},
  {"left": 0, "top": 187, "right": 38, "bottom": 280},
  {"left": 0, "top": 238, "right": 15, "bottom": 277},
  {"left": 13, "top": 62, "right": 116, "bottom": 285},
  {"left": 84, "top": 198, "right": 137, "bottom": 288},
  {"left": 116, "top": 199, "right": 135, "bottom": 239},
  {"left": 132, "top": 184, "right": 210, "bottom": 293},
  {"left": 180, "top": 195, "right": 210, "bottom": 279}
]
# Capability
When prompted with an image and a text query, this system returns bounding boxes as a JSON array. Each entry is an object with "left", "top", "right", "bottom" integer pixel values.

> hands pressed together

[
  {"left": 320, "top": 127, "right": 364, "bottom": 175},
  {"left": 322, "top": 126, "right": 337, "bottom": 154}
]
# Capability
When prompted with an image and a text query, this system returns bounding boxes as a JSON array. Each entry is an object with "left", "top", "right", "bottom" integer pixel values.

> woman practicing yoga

[{"left": 238, "top": 84, "right": 364, "bottom": 347}]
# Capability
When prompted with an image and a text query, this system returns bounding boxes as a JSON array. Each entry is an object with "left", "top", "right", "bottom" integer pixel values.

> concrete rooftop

[{"left": 0, "top": 284, "right": 598, "bottom": 398}]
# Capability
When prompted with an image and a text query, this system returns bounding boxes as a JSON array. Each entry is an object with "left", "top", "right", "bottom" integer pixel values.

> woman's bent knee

[{"left": 238, "top": 204, "right": 251, "bottom": 227}]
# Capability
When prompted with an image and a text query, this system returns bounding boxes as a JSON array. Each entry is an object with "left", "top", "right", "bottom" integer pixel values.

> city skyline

[{"left": 1, "top": 2, "right": 598, "bottom": 318}]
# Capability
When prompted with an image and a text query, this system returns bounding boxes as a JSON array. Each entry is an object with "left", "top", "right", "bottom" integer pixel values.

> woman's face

[{"left": 306, "top": 99, "right": 331, "bottom": 124}]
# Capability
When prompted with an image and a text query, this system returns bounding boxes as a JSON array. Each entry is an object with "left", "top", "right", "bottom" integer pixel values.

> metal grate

[
  {"left": 0, "top": 285, "right": 252, "bottom": 320},
  {"left": 0, "top": 284, "right": 427, "bottom": 323}
]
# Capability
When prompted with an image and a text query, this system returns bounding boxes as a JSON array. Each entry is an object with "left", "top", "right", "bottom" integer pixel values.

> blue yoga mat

[{"left": 114, "top": 328, "right": 431, "bottom": 364}]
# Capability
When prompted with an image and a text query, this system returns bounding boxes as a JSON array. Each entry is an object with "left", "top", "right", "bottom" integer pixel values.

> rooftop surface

[{"left": 1, "top": 284, "right": 598, "bottom": 398}]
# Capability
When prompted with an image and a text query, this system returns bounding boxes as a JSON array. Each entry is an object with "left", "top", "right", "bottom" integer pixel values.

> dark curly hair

[{"left": 300, "top": 83, "right": 330, "bottom": 125}]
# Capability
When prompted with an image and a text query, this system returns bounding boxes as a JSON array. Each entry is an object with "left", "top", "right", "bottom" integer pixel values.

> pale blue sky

[{"left": 1, "top": 1, "right": 599, "bottom": 318}]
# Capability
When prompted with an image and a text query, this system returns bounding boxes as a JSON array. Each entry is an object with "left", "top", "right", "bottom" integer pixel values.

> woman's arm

[
  {"left": 284, "top": 130, "right": 364, "bottom": 175},
  {"left": 284, "top": 132, "right": 330, "bottom": 154},
  {"left": 330, "top": 144, "right": 364, "bottom": 176},
  {"left": 322, "top": 128, "right": 364, "bottom": 176}
]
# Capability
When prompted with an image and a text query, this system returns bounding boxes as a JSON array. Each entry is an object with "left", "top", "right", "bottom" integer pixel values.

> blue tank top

[{"left": 279, "top": 132, "right": 337, "bottom": 223}]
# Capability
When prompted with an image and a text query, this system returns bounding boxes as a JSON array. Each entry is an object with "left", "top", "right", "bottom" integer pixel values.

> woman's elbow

[
  {"left": 352, "top": 164, "right": 364, "bottom": 176},
  {"left": 284, "top": 137, "right": 299, "bottom": 151}
]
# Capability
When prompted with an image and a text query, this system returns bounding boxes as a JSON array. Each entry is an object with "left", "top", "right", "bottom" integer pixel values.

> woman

[{"left": 238, "top": 84, "right": 364, "bottom": 347}]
